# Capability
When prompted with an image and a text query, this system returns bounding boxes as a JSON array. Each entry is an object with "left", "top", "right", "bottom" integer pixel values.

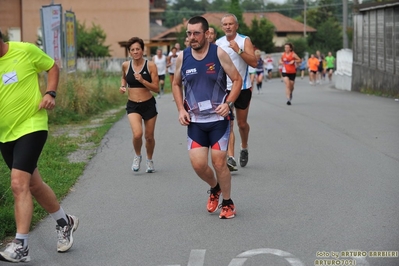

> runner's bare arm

[
  {"left": 120, "top": 61, "right": 128, "bottom": 93},
  {"left": 172, "top": 52, "right": 190, "bottom": 125},
  {"left": 217, "top": 47, "right": 242, "bottom": 104},
  {"left": 241, "top": 38, "right": 257, "bottom": 68}
]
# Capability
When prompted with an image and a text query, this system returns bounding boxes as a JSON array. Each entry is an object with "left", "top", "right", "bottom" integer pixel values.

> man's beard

[{"left": 191, "top": 42, "right": 203, "bottom": 51}]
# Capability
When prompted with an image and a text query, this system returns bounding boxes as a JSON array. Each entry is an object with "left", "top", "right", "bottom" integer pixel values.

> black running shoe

[
  {"left": 239, "top": 149, "right": 249, "bottom": 167},
  {"left": 227, "top": 157, "right": 238, "bottom": 171}
]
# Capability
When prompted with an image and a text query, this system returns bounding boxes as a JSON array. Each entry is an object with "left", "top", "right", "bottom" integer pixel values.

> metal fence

[
  {"left": 76, "top": 53, "right": 286, "bottom": 73},
  {"left": 352, "top": 3, "right": 399, "bottom": 96},
  {"left": 76, "top": 58, "right": 127, "bottom": 73}
]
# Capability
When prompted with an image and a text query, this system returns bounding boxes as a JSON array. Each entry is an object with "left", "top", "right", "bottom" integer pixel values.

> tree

[
  {"left": 241, "top": 0, "right": 266, "bottom": 11},
  {"left": 305, "top": 0, "right": 339, "bottom": 28},
  {"left": 298, "top": 0, "right": 344, "bottom": 54},
  {"left": 247, "top": 17, "right": 274, "bottom": 53},
  {"left": 228, "top": 0, "right": 249, "bottom": 35},
  {"left": 208, "top": 0, "right": 230, "bottom": 11},
  {"left": 172, "top": 0, "right": 207, "bottom": 11},
  {"left": 308, "top": 17, "right": 343, "bottom": 54},
  {"left": 77, "top": 21, "right": 110, "bottom": 57},
  {"left": 164, "top": 7, "right": 203, "bottom": 28}
]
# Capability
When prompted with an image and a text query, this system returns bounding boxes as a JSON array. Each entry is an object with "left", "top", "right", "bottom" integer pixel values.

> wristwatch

[
  {"left": 226, "top": 101, "right": 234, "bottom": 109},
  {"left": 45, "top": 91, "right": 56, "bottom": 98},
  {"left": 237, "top": 48, "right": 243, "bottom": 55}
]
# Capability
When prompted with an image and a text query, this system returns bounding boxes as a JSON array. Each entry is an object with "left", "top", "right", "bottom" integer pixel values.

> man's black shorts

[
  {"left": 0, "top": 131, "right": 47, "bottom": 174},
  {"left": 227, "top": 89, "right": 252, "bottom": 110}
]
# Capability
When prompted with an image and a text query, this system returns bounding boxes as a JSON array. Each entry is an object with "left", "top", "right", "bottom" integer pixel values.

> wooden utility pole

[{"left": 304, "top": 0, "right": 307, "bottom": 37}]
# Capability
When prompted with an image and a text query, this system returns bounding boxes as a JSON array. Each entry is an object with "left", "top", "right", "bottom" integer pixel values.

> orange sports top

[
  {"left": 308, "top": 57, "right": 320, "bottom": 72},
  {"left": 281, "top": 52, "right": 296, "bottom": 74}
]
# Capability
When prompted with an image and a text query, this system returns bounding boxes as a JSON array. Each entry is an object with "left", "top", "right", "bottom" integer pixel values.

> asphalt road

[{"left": 17, "top": 77, "right": 399, "bottom": 266}]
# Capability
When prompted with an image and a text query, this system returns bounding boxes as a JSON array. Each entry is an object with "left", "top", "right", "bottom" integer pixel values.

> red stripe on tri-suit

[
  {"left": 191, "top": 141, "right": 202, "bottom": 149},
  {"left": 212, "top": 142, "right": 221, "bottom": 150}
]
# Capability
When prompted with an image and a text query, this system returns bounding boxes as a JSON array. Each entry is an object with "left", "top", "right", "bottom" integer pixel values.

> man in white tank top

[
  {"left": 216, "top": 14, "right": 257, "bottom": 171},
  {"left": 153, "top": 48, "right": 167, "bottom": 97}
]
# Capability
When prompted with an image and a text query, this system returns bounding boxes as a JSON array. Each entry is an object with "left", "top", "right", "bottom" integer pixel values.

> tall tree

[
  {"left": 247, "top": 17, "right": 274, "bottom": 53},
  {"left": 77, "top": 21, "right": 110, "bottom": 57},
  {"left": 228, "top": 0, "right": 249, "bottom": 35}
]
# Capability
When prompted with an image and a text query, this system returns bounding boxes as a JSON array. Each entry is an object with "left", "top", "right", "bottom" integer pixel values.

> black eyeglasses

[{"left": 186, "top": 31, "right": 203, "bottom": 37}]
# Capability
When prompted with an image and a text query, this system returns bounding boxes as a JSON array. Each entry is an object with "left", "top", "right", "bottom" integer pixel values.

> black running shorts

[
  {"left": 282, "top": 73, "right": 296, "bottom": 81},
  {"left": 126, "top": 97, "right": 158, "bottom": 120},
  {"left": 227, "top": 89, "right": 252, "bottom": 110},
  {"left": 0, "top": 130, "right": 48, "bottom": 174}
]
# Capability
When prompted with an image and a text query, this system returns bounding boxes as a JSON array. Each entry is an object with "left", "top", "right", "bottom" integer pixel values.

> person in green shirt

[
  {"left": 0, "top": 31, "right": 79, "bottom": 263},
  {"left": 325, "top": 51, "right": 336, "bottom": 82}
]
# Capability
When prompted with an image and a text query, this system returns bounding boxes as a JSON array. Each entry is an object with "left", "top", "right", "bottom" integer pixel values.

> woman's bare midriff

[{"left": 128, "top": 87, "right": 153, "bottom": 102}]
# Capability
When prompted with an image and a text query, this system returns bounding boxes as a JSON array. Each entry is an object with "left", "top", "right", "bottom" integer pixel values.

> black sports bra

[{"left": 125, "top": 60, "right": 152, "bottom": 88}]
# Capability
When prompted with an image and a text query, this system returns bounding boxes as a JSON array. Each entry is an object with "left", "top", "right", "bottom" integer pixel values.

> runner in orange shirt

[
  {"left": 307, "top": 54, "right": 319, "bottom": 86},
  {"left": 279, "top": 43, "right": 301, "bottom": 105}
]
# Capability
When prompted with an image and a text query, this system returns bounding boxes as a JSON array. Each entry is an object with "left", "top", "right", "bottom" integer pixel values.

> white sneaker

[
  {"left": 132, "top": 155, "right": 142, "bottom": 172},
  {"left": 0, "top": 240, "right": 30, "bottom": 262},
  {"left": 57, "top": 214, "right": 79, "bottom": 252},
  {"left": 146, "top": 160, "right": 155, "bottom": 173}
]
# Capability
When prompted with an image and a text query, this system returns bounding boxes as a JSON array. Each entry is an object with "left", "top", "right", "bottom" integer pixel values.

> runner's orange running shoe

[
  {"left": 219, "top": 203, "right": 236, "bottom": 219},
  {"left": 207, "top": 189, "right": 221, "bottom": 213}
]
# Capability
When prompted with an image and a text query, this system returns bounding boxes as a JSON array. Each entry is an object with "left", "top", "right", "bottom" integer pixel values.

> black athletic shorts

[
  {"left": 126, "top": 97, "right": 158, "bottom": 120},
  {"left": 227, "top": 89, "right": 252, "bottom": 110},
  {"left": 0, "top": 130, "right": 48, "bottom": 174},
  {"left": 282, "top": 73, "right": 296, "bottom": 81},
  {"left": 158, "top": 75, "right": 165, "bottom": 81}
]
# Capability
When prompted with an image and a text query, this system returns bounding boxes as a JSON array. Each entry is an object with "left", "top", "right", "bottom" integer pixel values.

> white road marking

[
  {"left": 187, "top": 249, "right": 206, "bottom": 266},
  {"left": 236, "top": 248, "right": 293, "bottom": 257},
  {"left": 159, "top": 248, "right": 370, "bottom": 266},
  {"left": 229, "top": 248, "right": 305, "bottom": 266}
]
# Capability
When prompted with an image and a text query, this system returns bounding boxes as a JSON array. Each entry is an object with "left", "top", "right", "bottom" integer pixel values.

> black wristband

[{"left": 45, "top": 91, "right": 56, "bottom": 98}]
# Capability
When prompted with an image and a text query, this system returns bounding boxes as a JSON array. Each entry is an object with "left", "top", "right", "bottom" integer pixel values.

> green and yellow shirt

[{"left": 0, "top": 42, "right": 54, "bottom": 142}]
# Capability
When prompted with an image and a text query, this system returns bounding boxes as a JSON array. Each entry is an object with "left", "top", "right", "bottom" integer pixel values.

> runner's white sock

[
  {"left": 15, "top": 233, "right": 29, "bottom": 248},
  {"left": 50, "top": 207, "right": 68, "bottom": 227}
]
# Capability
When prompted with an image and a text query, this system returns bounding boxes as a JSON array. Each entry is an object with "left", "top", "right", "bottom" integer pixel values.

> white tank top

[
  {"left": 168, "top": 55, "right": 178, "bottom": 74},
  {"left": 153, "top": 54, "right": 166, "bottom": 75},
  {"left": 216, "top": 33, "right": 251, "bottom": 90}
]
